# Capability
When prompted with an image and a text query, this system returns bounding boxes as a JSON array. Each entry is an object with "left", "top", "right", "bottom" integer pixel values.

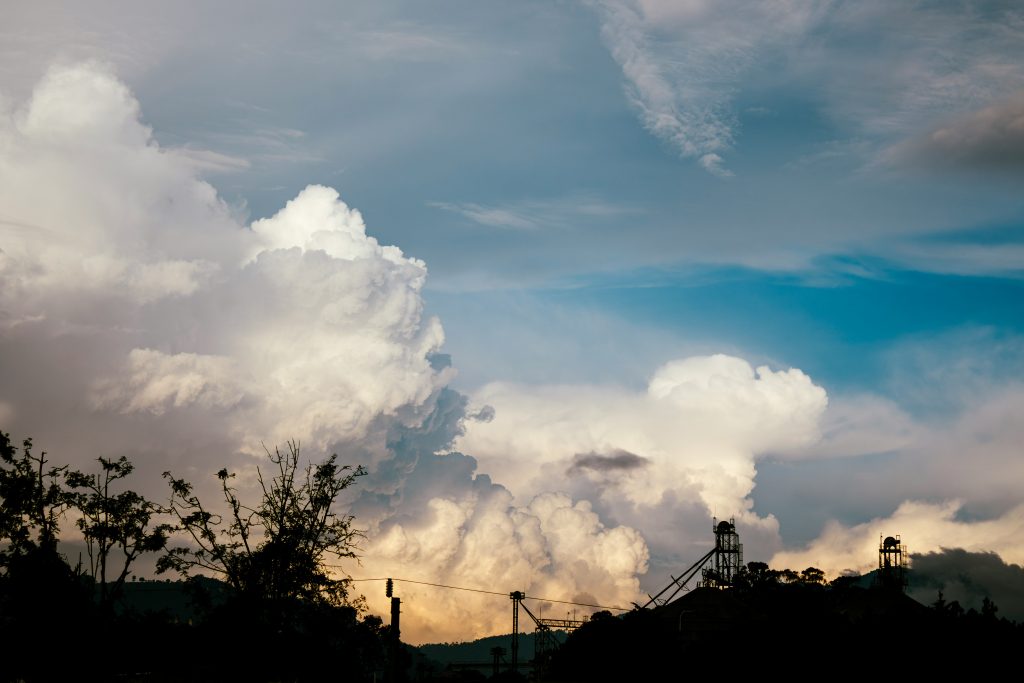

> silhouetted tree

[
  {"left": 0, "top": 432, "right": 95, "bottom": 682},
  {"left": 1, "top": 432, "right": 385, "bottom": 681},
  {"left": 159, "top": 440, "right": 366, "bottom": 606},
  {"left": 734, "top": 560, "right": 777, "bottom": 590},
  {"left": 800, "top": 566, "right": 825, "bottom": 585},
  {"left": 777, "top": 568, "right": 799, "bottom": 583},
  {"left": 0, "top": 431, "right": 70, "bottom": 563},
  {"left": 828, "top": 573, "right": 861, "bottom": 591},
  {"left": 746, "top": 560, "right": 770, "bottom": 577},
  {"left": 66, "top": 455, "right": 168, "bottom": 610}
]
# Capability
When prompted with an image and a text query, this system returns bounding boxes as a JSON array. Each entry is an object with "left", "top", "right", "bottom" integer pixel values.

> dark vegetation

[
  {"left": 3, "top": 429, "right": 1023, "bottom": 680},
  {"left": 546, "top": 561, "right": 1024, "bottom": 679},
  {"left": 0, "top": 431, "right": 387, "bottom": 682},
  {"left": 424, "top": 561, "right": 1023, "bottom": 680}
]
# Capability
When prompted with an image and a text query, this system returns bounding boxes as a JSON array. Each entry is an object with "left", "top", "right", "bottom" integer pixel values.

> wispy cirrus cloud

[
  {"left": 430, "top": 194, "right": 637, "bottom": 231},
  {"left": 170, "top": 146, "right": 252, "bottom": 173},
  {"left": 430, "top": 201, "right": 538, "bottom": 230},
  {"left": 352, "top": 28, "right": 470, "bottom": 62},
  {"left": 880, "top": 241, "right": 1024, "bottom": 278},
  {"left": 818, "top": 2, "right": 1024, "bottom": 138},
  {"left": 586, "top": 0, "right": 822, "bottom": 176},
  {"left": 586, "top": 0, "right": 740, "bottom": 176},
  {"left": 588, "top": 0, "right": 1024, "bottom": 175},
  {"left": 190, "top": 125, "right": 324, "bottom": 166}
]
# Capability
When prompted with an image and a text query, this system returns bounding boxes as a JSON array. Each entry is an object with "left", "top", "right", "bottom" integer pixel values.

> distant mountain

[
  {"left": 115, "top": 575, "right": 228, "bottom": 620},
  {"left": 417, "top": 631, "right": 568, "bottom": 669}
]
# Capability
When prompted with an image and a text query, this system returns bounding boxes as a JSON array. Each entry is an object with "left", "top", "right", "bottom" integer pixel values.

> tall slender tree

[
  {"left": 159, "top": 441, "right": 365, "bottom": 606},
  {"left": 67, "top": 456, "right": 167, "bottom": 609}
]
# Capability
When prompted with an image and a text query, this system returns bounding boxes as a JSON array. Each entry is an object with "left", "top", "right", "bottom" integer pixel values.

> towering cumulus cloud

[
  {"left": 457, "top": 355, "right": 830, "bottom": 583},
  {"left": 0, "top": 63, "right": 448, "bottom": 454},
  {"left": 14, "top": 62, "right": 1018, "bottom": 645},
  {"left": 0, "top": 63, "right": 650, "bottom": 642}
]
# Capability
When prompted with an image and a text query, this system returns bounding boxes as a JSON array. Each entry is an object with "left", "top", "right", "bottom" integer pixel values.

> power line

[
  {"left": 346, "top": 576, "right": 505, "bottom": 597},
  {"left": 383, "top": 578, "right": 508, "bottom": 597},
  {"left": 526, "top": 596, "right": 628, "bottom": 612},
  {"left": 341, "top": 574, "right": 630, "bottom": 611}
]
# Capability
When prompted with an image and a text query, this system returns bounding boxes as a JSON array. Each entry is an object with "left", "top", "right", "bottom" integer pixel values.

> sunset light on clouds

[{"left": 2, "top": 1, "right": 1024, "bottom": 645}]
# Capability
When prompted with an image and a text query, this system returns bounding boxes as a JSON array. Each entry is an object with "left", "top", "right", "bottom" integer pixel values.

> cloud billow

[
  {"left": 0, "top": 63, "right": 450, "bottom": 455},
  {"left": 458, "top": 354, "right": 831, "bottom": 584},
  {"left": 0, "top": 63, "right": 650, "bottom": 642},
  {"left": 5, "top": 60, "right": 1024, "bottom": 643}
]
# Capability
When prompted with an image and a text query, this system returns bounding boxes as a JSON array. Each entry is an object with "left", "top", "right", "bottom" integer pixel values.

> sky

[{"left": 1, "top": 0, "right": 1023, "bottom": 643}]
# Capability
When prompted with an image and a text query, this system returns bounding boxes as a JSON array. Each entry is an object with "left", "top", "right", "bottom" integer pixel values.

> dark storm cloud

[
  {"left": 467, "top": 405, "right": 495, "bottom": 423},
  {"left": 567, "top": 449, "right": 650, "bottom": 475},
  {"left": 909, "top": 548, "right": 1024, "bottom": 622},
  {"left": 890, "top": 93, "right": 1024, "bottom": 173}
]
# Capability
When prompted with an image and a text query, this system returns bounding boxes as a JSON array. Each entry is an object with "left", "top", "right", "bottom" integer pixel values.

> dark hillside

[{"left": 546, "top": 581, "right": 1022, "bottom": 679}]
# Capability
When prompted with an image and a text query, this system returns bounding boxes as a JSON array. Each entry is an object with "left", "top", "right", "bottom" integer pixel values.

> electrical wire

[{"left": 341, "top": 574, "right": 630, "bottom": 611}]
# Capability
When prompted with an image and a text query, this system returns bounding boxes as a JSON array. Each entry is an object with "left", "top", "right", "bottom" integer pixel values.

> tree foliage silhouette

[
  {"left": 66, "top": 455, "right": 167, "bottom": 609},
  {"left": 0, "top": 431, "right": 70, "bottom": 562},
  {"left": 799, "top": 566, "right": 826, "bottom": 584},
  {"left": 159, "top": 441, "right": 366, "bottom": 606},
  {"left": 1, "top": 431, "right": 385, "bottom": 682},
  {"left": 1, "top": 432, "right": 94, "bottom": 682}
]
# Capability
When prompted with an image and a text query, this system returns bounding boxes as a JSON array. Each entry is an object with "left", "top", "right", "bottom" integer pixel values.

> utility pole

[
  {"left": 387, "top": 578, "right": 401, "bottom": 682},
  {"left": 510, "top": 591, "right": 524, "bottom": 673}
]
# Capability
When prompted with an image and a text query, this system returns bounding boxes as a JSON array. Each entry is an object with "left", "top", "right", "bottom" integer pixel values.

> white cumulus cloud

[
  {"left": 459, "top": 354, "right": 827, "bottom": 512},
  {"left": 0, "top": 63, "right": 235, "bottom": 309},
  {"left": 359, "top": 486, "right": 649, "bottom": 642},
  {"left": 456, "top": 354, "right": 828, "bottom": 586},
  {"left": 772, "top": 500, "right": 1024, "bottom": 577},
  {"left": 93, "top": 349, "right": 244, "bottom": 416},
  {"left": 0, "top": 62, "right": 651, "bottom": 644},
  {"left": 8, "top": 59, "right": 1023, "bottom": 646},
  {"left": 0, "top": 63, "right": 451, "bottom": 454}
]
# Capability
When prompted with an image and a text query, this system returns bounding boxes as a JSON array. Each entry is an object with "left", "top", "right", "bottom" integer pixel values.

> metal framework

[
  {"left": 701, "top": 518, "right": 743, "bottom": 588},
  {"left": 510, "top": 591, "right": 523, "bottom": 672},
  {"left": 876, "top": 534, "right": 908, "bottom": 591},
  {"left": 510, "top": 591, "right": 587, "bottom": 675},
  {"left": 641, "top": 517, "right": 744, "bottom": 607},
  {"left": 640, "top": 547, "right": 717, "bottom": 608}
]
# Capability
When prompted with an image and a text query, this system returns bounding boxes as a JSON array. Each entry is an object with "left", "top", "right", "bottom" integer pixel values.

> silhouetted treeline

[
  {"left": 6, "top": 430, "right": 1024, "bottom": 680},
  {"left": 0, "top": 431, "right": 389, "bottom": 682}
]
